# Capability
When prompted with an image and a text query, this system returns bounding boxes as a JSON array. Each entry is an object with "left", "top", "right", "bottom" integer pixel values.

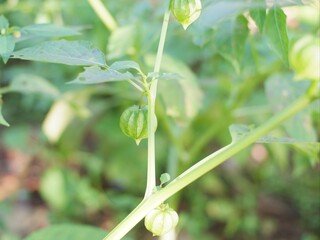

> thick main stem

[
  {"left": 103, "top": 86, "right": 316, "bottom": 240},
  {"left": 144, "top": 9, "right": 171, "bottom": 198}
]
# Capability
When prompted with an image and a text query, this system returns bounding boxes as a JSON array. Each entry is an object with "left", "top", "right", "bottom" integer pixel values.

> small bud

[
  {"left": 144, "top": 203, "right": 179, "bottom": 236},
  {"left": 171, "top": 0, "right": 202, "bottom": 30}
]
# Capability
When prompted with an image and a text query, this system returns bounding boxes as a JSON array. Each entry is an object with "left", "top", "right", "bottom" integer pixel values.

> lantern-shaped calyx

[
  {"left": 171, "top": 0, "right": 202, "bottom": 30},
  {"left": 144, "top": 203, "right": 179, "bottom": 236},
  {"left": 120, "top": 105, "right": 156, "bottom": 145}
]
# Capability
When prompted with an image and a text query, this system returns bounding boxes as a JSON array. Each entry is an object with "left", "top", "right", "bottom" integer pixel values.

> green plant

[{"left": 0, "top": 0, "right": 319, "bottom": 239}]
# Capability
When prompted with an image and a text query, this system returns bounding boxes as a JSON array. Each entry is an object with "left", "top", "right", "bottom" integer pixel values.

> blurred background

[{"left": 0, "top": 0, "right": 319, "bottom": 239}]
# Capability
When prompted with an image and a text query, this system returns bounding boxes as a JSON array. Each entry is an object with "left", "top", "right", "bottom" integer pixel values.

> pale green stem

[
  {"left": 87, "top": 0, "right": 117, "bottom": 32},
  {"left": 103, "top": 85, "right": 316, "bottom": 240},
  {"left": 144, "top": 9, "right": 171, "bottom": 198},
  {"left": 128, "top": 79, "right": 144, "bottom": 92}
]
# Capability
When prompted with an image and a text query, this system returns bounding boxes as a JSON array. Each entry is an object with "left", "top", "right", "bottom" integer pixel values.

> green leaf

[
  {"left": 20, "top": 24, "right": 81, "bottom": 38},
  {"left": 9, "top": 74, "right": 60, "bottom": 98},
  {"left": 0, "top": 35, "right": 15, "bottom": 63},
  {"left": 249, "top": 0, "right": 266, "bottom": 32},
  {"left": 265, "top": 6, "right": 289, "bottom": 65},
  {"left": 11, "top": 40, "right": 106, "bottom": 66},
  {"left": 160, "top": 173, "right": 171, "bottom": 187},
  {"left": 0, "top": 15, "right": 9, "bottom": 30},
  {"left": 69, "top": 66, "right": 135, "bottom": 84},
  {"left": 0, "top": 98, "right": 9, "bottom": 127},
  {"left": 214, "top": 15, "right": 249, "bottom": 73},
  {"left": 110, "top": 60, "right": 141, "bottom": 72},
  {"left": 24, "top": 224, "right": 108, "bottom": 240},
  {"left": 265, "top": 73, "right": 317, "bottom": 142},
  {"left": 229, "top": 124, "right": 320, "bottom": 165}
]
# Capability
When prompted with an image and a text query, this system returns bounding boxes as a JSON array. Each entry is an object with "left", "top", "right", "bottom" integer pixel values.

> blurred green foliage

[{"left": 0, "top": 0, "right": 319, "bottom": 239}]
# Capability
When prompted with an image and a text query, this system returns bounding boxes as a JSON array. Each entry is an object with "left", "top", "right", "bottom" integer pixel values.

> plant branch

[
  {"left": 87, "top": 0, "right": 117, "bottom": 32},
  {"left": 144, "top": 8, "right": 171, "bottom": 198},
  {"left": 103, "top": 85, "right": 316, "bottom": 240}
]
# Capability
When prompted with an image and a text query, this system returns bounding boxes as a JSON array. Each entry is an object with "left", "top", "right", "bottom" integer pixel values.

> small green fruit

[
  {"left": 144, "top": 203, "right": 179, "bottom": 236},
  {"left": 171, "top": 0, "right": 202, "bottom": 30},
  {"left": 120, "top": 105, "right": 156, "bottom": 145}
]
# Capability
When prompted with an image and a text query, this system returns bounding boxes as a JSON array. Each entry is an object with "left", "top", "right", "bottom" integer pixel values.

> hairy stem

[{"left": 103, "top": 85, "right": 316, "bottom": 240}]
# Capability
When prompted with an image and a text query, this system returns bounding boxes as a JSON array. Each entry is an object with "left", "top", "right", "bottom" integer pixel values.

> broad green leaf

[
  {"left": 24, "top": 224, "right": 107, "bottom": 240},
  {"left": 0, "top": 15, "right": 9, "bottom": 30},
  {"left": 0, "top": 35, "right": 15, "bottom": 63},
  {"left": 110, "top": 60, "right": 141, "bottom": 72},
  {"left": 265, "top": 6, "right": 289, "bottom": 65},
  {"left": 145, "top": 54, "right": 203, "bottom": 125},
  {"left": 249, "top": 0, "right": 266, "bottom": 32},
  {"left": 0, "top": 98, "right": 9, "bottom": 127},
  {"left": 265, "top": 74, "right": 317, "bottom": 142},
  {"left": 11, "top": 40, "right": 106, "bottom": 66},
  {"left": 9, "top": 74, "right": 60, "bottom": 98},
  {"left": 214, "top": 15, "right": 249, "bottom": 73},
  {"left": 20, "top": 24, "right": 81, "bottom": 38},
  {"left": 69, "top": 66, "right": 135, "bottom": 84},
  {"left": 229, "top": 124, "right": 319, "bottom": 164}
]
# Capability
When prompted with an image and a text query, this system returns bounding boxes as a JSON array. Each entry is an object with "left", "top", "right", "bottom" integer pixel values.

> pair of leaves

[{"left": 250, "top": 5, "right": 289, "bottom": 65}]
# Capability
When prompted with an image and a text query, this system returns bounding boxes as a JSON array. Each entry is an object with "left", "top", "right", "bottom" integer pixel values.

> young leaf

[
  {"left": 11, "top": 40, "right": 106, "bottom": 66},
  {"left": 249, "top": 0, "right": 266, "bottom": 33},
  {"left": 69, "top": 66, "right": 135, "bottom": 84},
  {"left": 229, "top": 124, "right": 254, "bottom": 143},
  {"left": 265, "top": 6, "right": 289, "bottom": 66},
  {"left": 160, "top": 173, "right": 171, "bottom": 187},
  {"left": 0, "top": 35, "right": 15, "bottom": 63},
  {"left": 24, "top": 224, "right": 108, "bottom": 240}
]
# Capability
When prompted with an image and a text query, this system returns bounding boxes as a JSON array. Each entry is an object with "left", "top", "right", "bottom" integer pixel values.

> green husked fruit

[
  {"left": 171, "top": 0, "right": 202, "bottom": 30},
  {"left": 120, "top": 105, "right": 156, "bottom": 145},
  {"left": 144, "top": 203, "right": 179, "bottom": 236}
]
